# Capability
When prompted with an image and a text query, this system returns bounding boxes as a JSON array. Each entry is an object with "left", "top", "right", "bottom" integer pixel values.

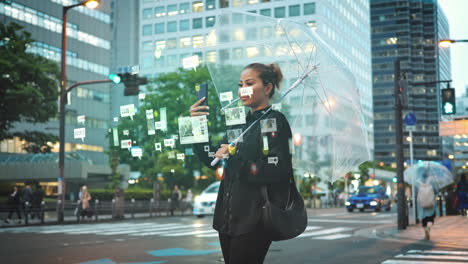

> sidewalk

[{"left": 361, "top": 215, "right": 468, "bottom": 249}]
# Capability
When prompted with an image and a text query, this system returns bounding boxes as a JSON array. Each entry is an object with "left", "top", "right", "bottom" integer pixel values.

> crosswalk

[
  {"left": 382, "top": 250, "right": 468, "bottom": 263},
  {"left": 0, "top": 221, "right": 356, "bottom": 241}
]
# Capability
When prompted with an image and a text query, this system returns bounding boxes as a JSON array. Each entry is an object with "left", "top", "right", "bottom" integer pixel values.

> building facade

[
  {"left": 0, "top": 0, "right": 113, "bottom": 191},
  {"left": 371, "top": 0, "right": 451, "bottom": 167}
]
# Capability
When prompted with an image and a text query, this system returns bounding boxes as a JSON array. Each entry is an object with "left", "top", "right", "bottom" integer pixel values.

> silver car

[{"left": 193, "top": 181, "right": 220, "bottom": 217}]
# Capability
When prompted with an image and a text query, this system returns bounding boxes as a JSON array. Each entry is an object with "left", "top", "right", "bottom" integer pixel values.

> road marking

[
  {"left": 407, "top": 250, "right": 468, "bottom": 256},
  {"left": 40, "top": 223, "right": 154, "bottom": 234},
  {"left": 298, "top": 227, "right": 352, "bottom": 238},
  {"left": 395, "top": 254, "right": 468, "bottom": 261},
  {"left": 131, "top": 224, "right": 207, "bottom": 236},
  {"left": 375, "top": 213, "right": 396, "bottom": 218},
  {"left": 382, "top": 260, "right": 461, "bottom": 264},
  {"left": 161, "top": 229, "right": 217, "bottom": 237},
  {"left": 316, "top": 212, "right": 349, "bottom": 217},
  {"left": 312, "top": 233, "right": 352, "bottom": 240},
  {"left": 196, "top": 233, "right": 219, "bottom": 237},
  {"left": 97, "top": 223, "right": 180, "bottom": 235},
  {"left": 309, "top": 219, "right": 392, "bottom": 224},
  {"left": 65, "top": 223, "right": 158, "bottom": 234}
]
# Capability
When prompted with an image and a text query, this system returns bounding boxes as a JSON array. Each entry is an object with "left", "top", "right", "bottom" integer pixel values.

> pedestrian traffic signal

[
  {"left": 441, "top": 87, "right": 456, "bottom": 115},
  {"left": 109, "top": 73, "right": 148, "bottom": 96},
  {"left": 392, "top": 177, "right": 397, "bottom": 183}
]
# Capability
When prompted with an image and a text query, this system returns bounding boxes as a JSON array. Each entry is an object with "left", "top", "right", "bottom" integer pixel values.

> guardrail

[{"left": 1, "top": 199, "right": 194, "bottom": 226}]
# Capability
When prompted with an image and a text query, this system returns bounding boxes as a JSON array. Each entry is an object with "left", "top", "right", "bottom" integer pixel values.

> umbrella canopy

[
  {"left": 404, "top": 161, "right": 453, "bottom": 191},
  {"left": 203, "top": 11, "right": 370, "bottom": 182}
]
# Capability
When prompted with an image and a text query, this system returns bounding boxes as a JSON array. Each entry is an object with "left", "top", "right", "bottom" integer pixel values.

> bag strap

[{"left": 261, "top": 177, "right": 294, "bottom": 205}]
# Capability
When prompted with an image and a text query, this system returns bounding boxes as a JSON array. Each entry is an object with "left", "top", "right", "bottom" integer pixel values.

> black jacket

[{"left": 194, "top": 107, "right": 292, "bottom": 236}]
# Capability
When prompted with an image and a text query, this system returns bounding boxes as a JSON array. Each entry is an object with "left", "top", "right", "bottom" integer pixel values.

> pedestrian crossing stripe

[
  {"left": 0, "top": 222, "right": 355, "bottom": 241},
  {"left": 382, "top": 249, "right": 468, "bottom": 264}
]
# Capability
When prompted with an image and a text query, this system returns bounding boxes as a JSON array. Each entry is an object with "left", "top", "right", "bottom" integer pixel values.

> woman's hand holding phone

[{"left": 190, "top": 97, "right": 209, "bottom": 117}]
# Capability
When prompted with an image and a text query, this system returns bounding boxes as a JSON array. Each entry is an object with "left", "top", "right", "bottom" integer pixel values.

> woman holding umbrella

[
  {"left": 417, "top": 172, "right": 437, "bottom": 240},
  {"left": 190, "top": 63, "right": 292, "bottom": 264}
]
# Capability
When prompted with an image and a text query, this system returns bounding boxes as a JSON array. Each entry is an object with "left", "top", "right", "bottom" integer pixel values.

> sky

[{"left": 439, "top": 0, "right": 468, "bottom": 96}]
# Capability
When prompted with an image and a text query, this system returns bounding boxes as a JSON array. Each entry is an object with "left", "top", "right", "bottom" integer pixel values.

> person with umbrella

[
  {"left": 417, "top": 172, "right": 437, "bottom": 240},
  {"left": 191, "top": 62, "right": 292, "bottom": 263}
]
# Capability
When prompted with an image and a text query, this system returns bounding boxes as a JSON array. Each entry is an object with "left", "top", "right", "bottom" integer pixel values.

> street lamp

[
  {"left": 58, "top": 0, "right": 100, "bottom": 222},
  {"left": 439, "top": 39, "right": 468, "bottom": 48}
]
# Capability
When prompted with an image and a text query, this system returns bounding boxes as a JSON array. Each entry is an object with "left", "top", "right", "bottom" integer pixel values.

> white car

[{"left": 193, "top": 181, "right": 220, "bottom": 217}]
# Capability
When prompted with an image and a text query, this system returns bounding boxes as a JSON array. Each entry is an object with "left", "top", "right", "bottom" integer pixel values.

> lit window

[
  {"left": 289, "top": 5, "right": 300, "bottom": 17},
  {"left": 206, "top": 16, "right": 216, "bottom": 27},
  {"left": 219, "top": 0, "right": 229, "bottom": 8},
  {"left": 304, "top": 3, "right": 315, "bottom": 15},
  {"left": 260, "top": 8, "right": 271, "bottom": 16},
  {"left": 193, "top": 1, "right": 204, "bottom": 12},
  {"left": 167, "top": 21, "right": 177, "bottom": 32},
  {"left": 234, "top": 29, "right": 245, "bottom": 41},
  {"left": 180, "top": 3, "right": 190, "bottom": 14},
  {"left": 142, "top": 24, "right": 152, "bottom": 36},
  {"left": 155, "top": 6, "right": 166, "bottom": 17},
  {"left": 192, "top": 35, "right": 204, "bottom": 48},
  {"left": 167, "top": 4, "right": 178, "bottom": 16},
  {"left": 143, "top": 8, "right": 153, "bottom": 19},
  {"left": 248, "top": 0, "right": 258, "bottom": 4},
  {"left": 180, "top": 19, "right": 190, "bottom": 31},
  {"left": 206, "top": 51, "right": 217, "bottom": 63},
  {"left": 232, "top": 0, "right": 243, "bottom": 7},
  {"left": 155, "top": 23, "right": 165, "bottom": 34},
  {"left": 155, "top": 55, "right": 165, "bottom": 68},
  {"left": 193, "top": 18, "right": 203, "bottom": 29},
  {"left": 155, "top": 40, "right": 166, "bottom": 50},
  {"left": 180, "top": 37, "right": 191, "bottom": 48},
  {"left": 167, "top": 38, "right": 177, "bottom": 49},
  {"left": 386, "top": 37, "right": 398, "bottom": 44},
  {"left": 274, "top": 7, "right": 285, "bottom": 18},
  {"left": 260, "top": 26, "right": 272, "bottom": 39},
  {"left": 307, "top": 21, "right": 317, "bottom": 30},
  {"left": 206, "top": 0, "right": 215, "bottom": 10},
  {"left": 246, "top": 47, "right": 259, "bottom": 58}
]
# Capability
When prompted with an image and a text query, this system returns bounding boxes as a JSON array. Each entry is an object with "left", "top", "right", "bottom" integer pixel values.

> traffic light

[
  {"left": 441, "top": 87, "right": 456, "bottom": 115},
  {"left": 392, "top": 177, "right": 397, "bottom": 183},
  {"left": 109, "top": 73, "right": 148, "bottom": 96}
]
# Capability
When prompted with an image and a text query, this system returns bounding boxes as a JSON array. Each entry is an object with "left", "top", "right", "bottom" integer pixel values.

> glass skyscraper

[{"left": 371, "top": 0, "right": 451, "bottom": 167}]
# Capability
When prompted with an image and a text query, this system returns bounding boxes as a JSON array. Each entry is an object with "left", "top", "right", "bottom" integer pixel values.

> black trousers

[
  {"left": 7, "top": 206, "right": 22, "bottom": 220},
  {"left": 421, "top": 213, "right": 435, "bottom": 227},
  {"left": 219, "top": 229, "right": 272, "bottom": 264}
]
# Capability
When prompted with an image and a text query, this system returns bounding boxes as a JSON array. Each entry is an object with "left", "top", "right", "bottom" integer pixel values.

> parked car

[
  {"left": 193, "top": 181, "right": 220, "bottom": 218},
  {"left": 346, "top": 186, "right": 391, "bottom": 212}
]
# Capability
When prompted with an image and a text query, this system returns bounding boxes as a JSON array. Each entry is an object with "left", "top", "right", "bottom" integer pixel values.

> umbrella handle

[{"left": 211, "top": 158, "right": 220, "bottom": 167}]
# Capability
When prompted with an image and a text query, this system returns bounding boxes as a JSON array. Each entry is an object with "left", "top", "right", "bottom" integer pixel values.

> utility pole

[{"left": 394, "top": 59, "right": 407, "bottom": 230}]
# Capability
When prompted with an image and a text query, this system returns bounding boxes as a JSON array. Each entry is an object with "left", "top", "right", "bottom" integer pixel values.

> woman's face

[{"left": 238, "top": 68, "right": 272, "bottom": 108}]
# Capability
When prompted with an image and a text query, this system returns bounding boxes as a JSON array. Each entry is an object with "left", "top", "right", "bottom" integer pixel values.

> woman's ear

[{"left": 265, "top": 83, "right": 274, "bottom": 97}]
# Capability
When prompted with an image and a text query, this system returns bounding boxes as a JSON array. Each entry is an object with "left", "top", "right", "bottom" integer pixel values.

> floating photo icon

[
  {"left": 120, "top": 104, "right": 136, "bottom": 120},
  {"left": 121, "top": 139, "right": 132, "bottom": 150},
  {"left": 131, "top": 146, "right": 143, "bottom": 160},
  {"left": 260, "top": 118, "right": 277, "bottom": 133},
  {"left": 220, "top": 91, "right": 233, "bottom": 102},
  {"left": 155, "top": 143, "right": 162, "bottom": 151},
  {"left": 178, "top": 116, "right": 209, "bottom": 144},
  {"left": 224, "top": 107, "right": 246, "bottom": 126},
  {"left": 185, "top": 148, "right": 194, "bottom": 156},
  {"left": 77, "top": 115, "right": 85, "bottom": 124},
  {"left": 268, "top": 156, "right": 279, "bottom": 166}
]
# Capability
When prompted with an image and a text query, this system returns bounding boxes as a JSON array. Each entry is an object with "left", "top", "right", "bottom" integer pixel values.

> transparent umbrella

[
  {"left": 202, "top": 11, "right": 370, "bottom": 182},
  {"left": 404, "top": 161, "right": 453, "bottom": 191}
]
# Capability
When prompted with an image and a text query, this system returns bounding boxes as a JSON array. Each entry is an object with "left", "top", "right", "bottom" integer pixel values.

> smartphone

[{"left": 197, "top": 83, "right": 208, "bottom": 111}]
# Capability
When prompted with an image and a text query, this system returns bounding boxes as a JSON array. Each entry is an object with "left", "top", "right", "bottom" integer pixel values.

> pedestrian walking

[
  {"left": 22, "top": 183, "right": 33, "bottom": 218},
  {"left": 417, "top": 173, "right": 437, "bottom": 240},
  {"left": 4, "top": 186, "right": 22, "bottom": 224},
  {"left": 114, "top": 187, "right": 125, "bottom": 219},
  {"left": 190, "top": 63, "right": 292, "bottom": 263},
  {"left": 170, "top": 185, "right": 182, "bottom": 216},
  {"left": 455, "top": 173, "right": 468, "bottom": 216},
  {"left": 31, "top": 185, "right": 44, "bottom": 220},
  {"left": 80, "top": 185, "right": 92, "bottom": 219},
  {"left": 184, "top": 188, "right": 194, "bottom": 213}
]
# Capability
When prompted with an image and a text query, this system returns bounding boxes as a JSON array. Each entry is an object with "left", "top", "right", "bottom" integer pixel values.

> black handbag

[{"left": 260, "top": 179, "right": 308, "bottom": 241}]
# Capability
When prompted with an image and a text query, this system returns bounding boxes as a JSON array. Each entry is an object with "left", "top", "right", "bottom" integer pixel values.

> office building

[{"left": 371, "top": 0, "right": 451, "bottom": 167}]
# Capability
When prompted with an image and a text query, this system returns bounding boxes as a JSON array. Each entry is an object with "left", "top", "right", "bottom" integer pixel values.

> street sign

[{"left": 404, "top": 112, "right": 417, "bottom": 126}]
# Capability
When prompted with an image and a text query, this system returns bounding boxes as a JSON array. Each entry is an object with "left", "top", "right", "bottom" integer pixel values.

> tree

[
  {"left": 109, "top": 67, "right": 227, "bottom": 191},
  {"left": 0, "top": 22, "right": 60, "bottom": 152}
]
